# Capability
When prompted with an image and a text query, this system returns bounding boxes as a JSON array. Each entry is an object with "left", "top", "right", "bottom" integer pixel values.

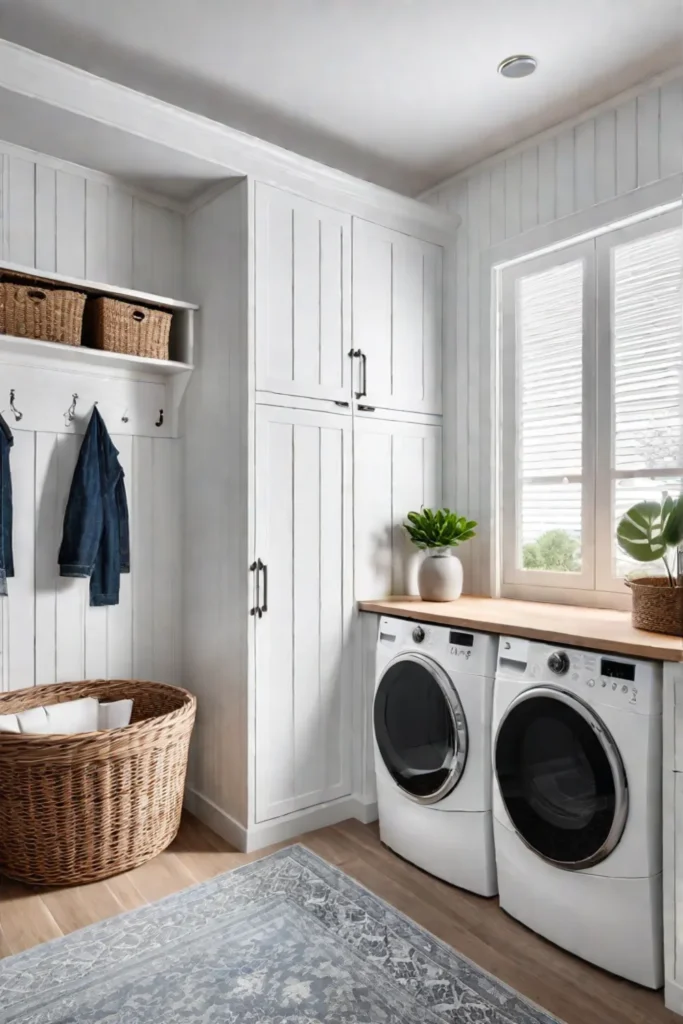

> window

[{"left": 500, "top": 208, "right": 683, "bottom": 602}]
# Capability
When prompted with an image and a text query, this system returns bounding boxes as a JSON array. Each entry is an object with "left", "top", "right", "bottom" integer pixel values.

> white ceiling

[{"left": 0, "top": 0, "right": 680, "bottom": 196}]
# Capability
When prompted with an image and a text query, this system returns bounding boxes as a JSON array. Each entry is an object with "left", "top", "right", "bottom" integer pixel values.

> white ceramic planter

[{"left": 417, "top": 548, "right": 463, "bottom": 602}]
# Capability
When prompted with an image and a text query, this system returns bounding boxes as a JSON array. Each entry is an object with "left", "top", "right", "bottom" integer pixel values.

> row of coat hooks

[{"left": 6, "top": 390, "right": 164, "bottom": 429}]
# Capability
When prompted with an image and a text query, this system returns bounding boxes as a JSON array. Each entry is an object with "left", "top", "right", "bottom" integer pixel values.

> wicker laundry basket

[
  {"left": 0, "top": 275, "right": 86, "bottom": 345},
  {"left": 0, "top": 679, "right": 196, "bottom": 886},
  {"left": 87, "top": 296, "right": 172, "bottom": 360}
]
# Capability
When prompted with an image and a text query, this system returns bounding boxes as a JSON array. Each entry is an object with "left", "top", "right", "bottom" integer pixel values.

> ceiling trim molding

[
  {"left": 420, "top": 63, "right": 683, "bottom": 201},
  {"left": 0, "top": 39, "right": 458, "bottom": 236}
]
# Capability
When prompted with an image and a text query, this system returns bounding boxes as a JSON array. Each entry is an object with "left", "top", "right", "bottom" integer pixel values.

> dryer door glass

[
  {"left": 374, "top": 655, "right": 467, "bottom": 804},
  {"left": 495, "top": 689, "right": 627, "bottom": 868}
]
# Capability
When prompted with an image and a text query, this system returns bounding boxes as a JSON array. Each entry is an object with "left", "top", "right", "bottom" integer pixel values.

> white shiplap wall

[
  {"left": 0, "top": 140, "right": 185, "bottom": 690},
  {"left": 424, "top": 73, "right": 683, "bottom": 594},
  {"left": 0, "top": 142, "right": 184, "bottom": 295}
]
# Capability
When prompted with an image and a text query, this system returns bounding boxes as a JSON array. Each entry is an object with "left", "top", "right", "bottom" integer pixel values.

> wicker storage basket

[
  {"left": 0, "top": 679, "right": 196, "bottom": 886},
  {"left": 0, "top": 276, "right": 86, "bottom": 346},
  {"left": 88, "top": 297, "right": 172, "bottom": 360},
  {"left": 627, "top": 577, "right": 683, "bottom": 637}
]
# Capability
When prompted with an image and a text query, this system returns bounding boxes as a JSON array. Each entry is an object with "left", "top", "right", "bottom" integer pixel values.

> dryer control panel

[
  {"left": 378, "top": 616, "right": 497, "bottom": 678},
  {"left": 496, "top": 637, "right": 662, "bottom": 716}
]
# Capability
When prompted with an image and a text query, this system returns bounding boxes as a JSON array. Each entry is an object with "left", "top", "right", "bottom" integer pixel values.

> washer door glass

[
  {"left": 374, "top": 654, "right": 466, "bottom": 803},
  {"left": 495, "top": 688, "right": 627, "bottom": 868}
]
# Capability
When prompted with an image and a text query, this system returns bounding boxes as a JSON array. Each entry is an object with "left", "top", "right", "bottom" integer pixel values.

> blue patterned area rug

[{"left": 0, "top": 844, "right": 563, "bottom": 1023}]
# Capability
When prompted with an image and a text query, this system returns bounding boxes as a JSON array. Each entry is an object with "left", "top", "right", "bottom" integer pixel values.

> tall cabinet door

[
  {"left": 353, "top": 413, "right": 443, "bottom": 599},
  {"left": 253, "top": 404, "right": 353, "bottom": 823},
  {"left": 352, "top": 219, "right": 443, "bottom": 415},
  {"left": 255, "top": 183, "right": 352, "bottom": 404}
]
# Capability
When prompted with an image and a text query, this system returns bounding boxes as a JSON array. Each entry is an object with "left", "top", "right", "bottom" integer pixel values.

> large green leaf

[
  {"left": 662, "top": 493, "right": 683, "bottom": 548},
  {"left": 403, "top": 507, "right": 478, "bottom": 549},
  {"left": 617, "top": 501, "right": 668, "bottom": 562}
]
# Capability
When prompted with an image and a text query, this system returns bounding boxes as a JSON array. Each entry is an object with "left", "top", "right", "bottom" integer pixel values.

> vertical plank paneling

[
  {"left": 108, "top": 189, "right": 133, "bottom": 288},
  {"left": 85, "top": 179, "right": 109, "bottom": 282},
  {"left": 489, "top": 163, "right": 506, "bottom": 245},
  {"left": 574, "top": 120, "right": 596, "bottom": 210},
  {"left": 616, "top": 98, "right": 638, "bottom": 194},
  {"left": 7, "top": 433, "right": 35, "bottom": 689},
  {"left": 54, "top": 434, "right": 86, "bottom": 682},
  {"left": 151, "top": 205, "right": 183, "bottom": 296},
  {"left": 555, "top": 132, "right": 575, "bottom": 217},
  {"left": 660, "top": 80, "right": 683, "bottom": 177},
  {"left": 34, "top": 433, "right": 58, "bottom": 686},
  {"left": 595, "top": 109, "right": 617, "bottom": 203},
  {"left": 132, "top": 436, "right": 154, "bottom": 679},
  {"left": 292, "top": 423, "right": 322, "bottom": 798},
  {"left": 319, "top": 425, "right": 345, "bottom": 790},
  {"left": 537, "top": 138, "right": 557, "bottom": 224},
  {"left": 35, "top": 165, "right": 56, "bottom": 273},
  {"left": 107, "top": 435, "right": 134, "bottom": 679},
  {"left": 8, "top": 156, "right": 35, "bottom": 268},
  {"left": 637, "top": 88, "right": 661, "bottom": 187},
  {"left": 55, "top": 171, "right": 86, "bottom": 277},
  {"left": 504, "top": 155, "right": 522, "bottom": 238},
  {"left": 132, "top": 198, "right": 155, "bottom": 294},
  {"left": 453, "top": 187, "right": 469, "bottom": 580},
  {"left": 521, "top": 148, "right": 539, "bottom": 233},
  {"left": 151, "top": 439, "right": 181, "bottom": 684}
]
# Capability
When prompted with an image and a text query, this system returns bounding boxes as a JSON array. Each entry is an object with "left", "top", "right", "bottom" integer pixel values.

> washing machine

[
  {"left": 373, "top": 615, "right": 498, "bottom": 896},
  {"left": 492, "top": 636, "right": 663, "bottom": 988}
]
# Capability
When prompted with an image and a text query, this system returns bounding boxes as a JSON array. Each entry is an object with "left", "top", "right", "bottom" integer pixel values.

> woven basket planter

[
  {"left": 0, "top": 277, "right": 86, "bottom": 346},
  {"left": 0, "top": 679, "right": 196, "bottom": 886},
  {"left": 627, "top": 577, "right": 683, "bottom": 637},
  {"left": 87, "top": 297, "right": 172, "bottom": 360}
]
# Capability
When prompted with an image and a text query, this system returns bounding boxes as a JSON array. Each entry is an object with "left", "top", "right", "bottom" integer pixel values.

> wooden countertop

[{"left": 357, "top": 596, "right": 683, "bottom": 662}]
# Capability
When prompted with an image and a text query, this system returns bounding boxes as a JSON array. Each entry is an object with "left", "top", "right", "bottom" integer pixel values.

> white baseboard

[
  {"left": 665, "top": 978, "right": 683, "bottom": 1015},
  {"left": 183, "top": 786, "right": 248, "bottom": 851},
  {"left": 184, "top": 787, "right": 378, "bottom": 853}
]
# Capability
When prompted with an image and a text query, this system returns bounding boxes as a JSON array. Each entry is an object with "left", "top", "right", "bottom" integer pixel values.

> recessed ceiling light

[{"left": 498, "top": 55, "right": 537, "bottom": 79}]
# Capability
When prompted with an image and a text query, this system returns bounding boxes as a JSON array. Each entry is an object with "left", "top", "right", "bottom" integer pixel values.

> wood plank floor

[{"left": 0, "top": 813, "right": 678, "bottom": 1024}]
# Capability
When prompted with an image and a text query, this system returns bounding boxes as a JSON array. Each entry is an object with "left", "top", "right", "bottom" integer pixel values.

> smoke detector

[{"left": 498, "top": 55, "right": 537, "bottom": 79}]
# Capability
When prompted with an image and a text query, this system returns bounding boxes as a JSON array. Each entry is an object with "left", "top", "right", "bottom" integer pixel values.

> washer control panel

[
  {"left": 378, "top": 616, "right": 498, "bottom": 678},
  {"left": 497, "top": 636, "right": 662, "bottom": 716}
]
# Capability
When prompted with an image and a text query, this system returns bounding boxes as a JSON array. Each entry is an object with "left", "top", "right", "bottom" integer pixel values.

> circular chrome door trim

[
  {"left": 374, "top": 651, "right": 468, "bottom": 806},
  {"left": 494, "top": 685, "right": 629, "bottom": 870}
]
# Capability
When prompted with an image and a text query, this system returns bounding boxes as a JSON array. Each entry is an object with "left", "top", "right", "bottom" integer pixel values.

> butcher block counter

[{"left": 357, "top": 595, "right": 683, "bottom": 662}]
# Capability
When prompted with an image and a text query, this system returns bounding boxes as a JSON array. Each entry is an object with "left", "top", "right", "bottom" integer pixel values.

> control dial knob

[
  {"left": 412, "top": 626, "right": 426, "bottom": 644},
  {"left": 547, "top": 651, "right": 570, "bottom": 675}
]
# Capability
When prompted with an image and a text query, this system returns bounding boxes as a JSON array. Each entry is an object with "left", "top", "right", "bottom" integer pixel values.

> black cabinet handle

[
  {"left": 334, "top": 400, "right": 350, "bottom": 407},
  {"left": 259, "top": 559, "right": 268, "bottom": 614},
  {"left": 355, "top": 351, "right": 367, "bottom": 399},
  {"left": 357, "top": 404, "right": 376, "bottom": 412},
  {"left": 250, "top": 561, "right": 260, "bottom": 616}
]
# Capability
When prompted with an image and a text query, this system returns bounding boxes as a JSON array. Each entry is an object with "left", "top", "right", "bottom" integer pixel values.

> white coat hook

[
  {"left": 64, "top": 393, "right": 79, "bottom": 426},
  {"left": 9, "top": 389, "right": 23, "bottom": 422}
]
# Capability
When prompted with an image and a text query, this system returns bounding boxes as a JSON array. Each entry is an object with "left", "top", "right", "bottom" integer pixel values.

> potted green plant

[
  {"left": 616, "top": 494, "right": 683, "bottom": 636},
  {"left": 404, "top": 508, "right": 477, "bottom": 601}
]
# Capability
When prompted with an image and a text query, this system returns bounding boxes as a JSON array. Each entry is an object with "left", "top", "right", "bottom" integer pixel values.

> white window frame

[
  {"left": 492, "top": 181, "right": 683, "bottom": 609},
  {"left": 501, "top": 240, "right": 596, "bottom": 593}
]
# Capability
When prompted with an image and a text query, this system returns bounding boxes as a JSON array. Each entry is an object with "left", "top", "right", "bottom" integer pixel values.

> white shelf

[
  {"left": 0, "top": 333, "right": 193, "bottom": 378},
  {"left": 0, "top": 260, "right": 198, "bottom": 312}
]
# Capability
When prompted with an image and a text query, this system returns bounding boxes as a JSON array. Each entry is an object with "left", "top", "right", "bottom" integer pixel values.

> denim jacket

[
  {"left": 0, "top": 413, "right": 14, "bottom": 597},
  {"left": 59, "top": 407, "right": 130, "bottom": 606}
]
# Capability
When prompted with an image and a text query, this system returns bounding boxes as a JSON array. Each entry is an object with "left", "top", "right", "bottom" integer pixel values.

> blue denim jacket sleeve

[
  {"left": 58, "top": 411, "right": 104, "bottom": 579},
  {"left": 0, "top": 413, "right": 14, "bottom": 597}
]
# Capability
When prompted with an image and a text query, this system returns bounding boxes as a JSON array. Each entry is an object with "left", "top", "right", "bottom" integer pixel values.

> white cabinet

[
  {"left": 663, "top": 663, "right": 683, "bottom": 1015},
  {"left": 352, "top": 219, "right": 443, "bottom": 415},
  {"left": 353, "top": 413, "right": 442, "bottom": 599},
  {"left": 255, "top": 183, "right": 352, "bottom": 404},
  {"left": 253, "top": 404, "right": 353, "bottom": 822}
]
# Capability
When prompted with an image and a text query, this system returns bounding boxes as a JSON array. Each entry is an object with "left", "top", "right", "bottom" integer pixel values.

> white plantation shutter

[
  {"left": 501, "top": 206, "right": 682, "bottom": 600},
  {"left": 597, "top": 215, "right": 683, "bottom": 586},
  {"left": 518, "top": 260, "right": 584, "bottom": 555}
]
